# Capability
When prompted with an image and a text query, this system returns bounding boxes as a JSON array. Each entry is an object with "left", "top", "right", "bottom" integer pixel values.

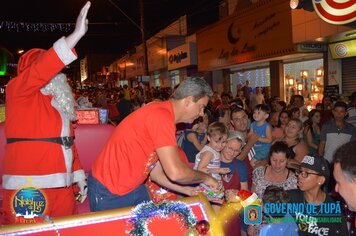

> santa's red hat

[
  {"left": 236, "top": 189, "right": 259, "bottom": 208},
  {"left": 17, "top": 49, "right": 46, "bottom": 74}
]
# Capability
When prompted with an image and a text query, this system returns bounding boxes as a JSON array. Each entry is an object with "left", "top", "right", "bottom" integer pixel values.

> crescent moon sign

[{"left": 227, "top": 22, "right": 240, "bottom": 44}]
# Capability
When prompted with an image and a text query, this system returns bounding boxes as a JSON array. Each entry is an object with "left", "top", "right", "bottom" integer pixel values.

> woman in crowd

[
  {"left": 221, "top": 131, "right": 249, "bottom": 236},
  {"left": 269, "top": 101, "right": 287, "bottom": 127},
  {"left": 272, "top": 110, "right": 290, "bottom": 140},
  {"left": 214, "top": 107, "right": 232, "bottom": 130},
  {"left": 251, "top": 141, "right": 298, "bottom": 199},
  {"left": 288, "top": 155, "right": 348, "bottom": 235},
  {"left": 290, "top": 107, "right": 301, "bottom": 120},
  {"left": 303, "top": 109, "right": 321, "bottom": 155},
  {"left": 320, "top": 95, "right": 333, "bottom": 125},
  {"left": 278, "top": 118, "right": 308, "bottom": 167},
  {"left": 221, "top": 131, "right": 249, "bottom": 194}
]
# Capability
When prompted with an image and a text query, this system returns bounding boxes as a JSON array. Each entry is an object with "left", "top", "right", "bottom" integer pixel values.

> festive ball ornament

[
  {"left": 185, "top": 228, "right": 199, "bottom": 236},
  {"left": 195, "top": 220, "right": 210, "bottom": 235}
]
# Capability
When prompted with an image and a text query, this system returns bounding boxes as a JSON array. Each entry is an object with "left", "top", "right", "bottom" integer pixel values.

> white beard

[{"left": 40, "top": 73, "right": 76, "bottom": 121}]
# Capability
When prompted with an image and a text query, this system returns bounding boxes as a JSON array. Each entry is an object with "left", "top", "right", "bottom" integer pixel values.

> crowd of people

[
  {"left": 73, "top": 83, "right": 356, "bottom": 236},
  {"left": 2, "top": 2, "right": 356, "bottom": 236},
  {"left": 174, "top": 88, "right": 356, "bottom": 235}
]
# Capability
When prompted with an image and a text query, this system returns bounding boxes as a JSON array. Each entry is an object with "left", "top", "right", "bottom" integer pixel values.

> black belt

[{"left": 7, "top": 136, "right": 74, "bottom": 149}]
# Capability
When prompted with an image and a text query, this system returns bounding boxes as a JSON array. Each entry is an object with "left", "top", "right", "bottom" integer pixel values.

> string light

[{"left": 0, "top": 21, "right": 72, "bottom": 32}]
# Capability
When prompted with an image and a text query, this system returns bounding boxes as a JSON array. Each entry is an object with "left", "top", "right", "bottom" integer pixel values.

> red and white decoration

[{"left": 312, "top": 0, "right": 356, "bottom": 25}]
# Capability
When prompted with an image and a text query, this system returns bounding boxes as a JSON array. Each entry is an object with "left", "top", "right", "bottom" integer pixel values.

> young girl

[{"left": 194, "top": 122, "right": 230, "bottom": 204}]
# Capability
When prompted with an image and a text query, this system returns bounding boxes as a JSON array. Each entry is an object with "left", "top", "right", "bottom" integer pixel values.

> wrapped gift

[
  {"left": 0, "top": 105, "right": 5, "bottom": 123},
  {"left": 99, "top": 108, "right": 109, "bottom": 124},
  {"left": 197, "top": 182, "right": 224, "bottom": 204},
  {"left": 75, "top": 108, "right": 99, "bottom": 124}
]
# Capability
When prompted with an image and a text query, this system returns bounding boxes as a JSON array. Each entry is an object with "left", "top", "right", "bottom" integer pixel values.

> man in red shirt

[
  {"left": 1, "top": 2, "right": 90, "bottom": 224},
  {"left": 89, "top": 78, "right": 219, "bottom": 211}
]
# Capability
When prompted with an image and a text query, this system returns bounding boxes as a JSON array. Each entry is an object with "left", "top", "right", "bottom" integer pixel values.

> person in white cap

[{"left": 2, "top": 1, "right": 91, "bottom": 224}]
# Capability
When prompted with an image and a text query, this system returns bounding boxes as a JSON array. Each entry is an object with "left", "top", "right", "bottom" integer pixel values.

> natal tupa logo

[{"left": 11, "top": 178, "right": 48, "bottom": 224}]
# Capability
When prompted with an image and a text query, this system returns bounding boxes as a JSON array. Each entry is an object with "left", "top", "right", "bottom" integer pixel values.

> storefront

[
  {"left": 329, "top": 37, "right": 356, "bottom": 95},
  {"left": 197, "top": 0, "right": 304, "bottom": 100},
  {"left": 167, "top": 42, "right": 198, "bottom": 87},
  {"left": 197, "top": 0, "right": 355, "bottom": 106}
]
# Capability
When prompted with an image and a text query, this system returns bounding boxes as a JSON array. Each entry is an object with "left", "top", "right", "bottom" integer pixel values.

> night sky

[{"left": 0, "top": 0, "right": 218, "bottom": 57}]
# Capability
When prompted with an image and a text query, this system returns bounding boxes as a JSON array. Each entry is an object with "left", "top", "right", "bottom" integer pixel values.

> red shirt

[
  {"left": 146, "top": 147, "right": 189, "bottom": 202},
  {"left": 92, "top": 101, "right": 177, "bottom": 195}
]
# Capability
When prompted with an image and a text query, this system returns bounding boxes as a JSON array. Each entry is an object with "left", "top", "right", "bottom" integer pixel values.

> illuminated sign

[
  {"left": 167, "top": 43, "right": 197, "bottom": 70},
  {"left": 329, "top": 39, "right": 356, "bottom": 59}
]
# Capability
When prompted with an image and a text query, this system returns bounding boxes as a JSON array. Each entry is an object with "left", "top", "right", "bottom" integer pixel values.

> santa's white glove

[{"left": 76, "top": 180, "right": 88, "bottom": 203}]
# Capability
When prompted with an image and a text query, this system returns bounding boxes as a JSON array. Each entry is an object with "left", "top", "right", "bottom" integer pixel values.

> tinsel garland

[{"left": 127, "top": 201, "right": 197, "bottom": 236}]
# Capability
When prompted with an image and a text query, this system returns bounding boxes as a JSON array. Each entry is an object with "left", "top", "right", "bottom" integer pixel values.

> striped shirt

[{"left": 320, "top": 121, "right": 356, "bottom": 162}]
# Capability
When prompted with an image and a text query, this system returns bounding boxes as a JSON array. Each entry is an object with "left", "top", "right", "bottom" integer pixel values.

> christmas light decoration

[{"left": 0, "top": 21, "right": 72, "bottom": 32}]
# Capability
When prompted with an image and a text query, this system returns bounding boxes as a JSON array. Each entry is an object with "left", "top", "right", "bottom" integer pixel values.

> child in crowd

[
  {"left": 194, "top": 122, "right": 230, "bottom": 204},
  {"left": 249, "top": 104, "right": 272, "bottom": 167},
  {"left": 180, "top": 111, "right": 209, "bottom": 163}
]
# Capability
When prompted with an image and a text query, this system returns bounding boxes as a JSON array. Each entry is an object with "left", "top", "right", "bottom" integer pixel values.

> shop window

[{"left": 284, "top": 59, "right": 323, "bottom": 107}]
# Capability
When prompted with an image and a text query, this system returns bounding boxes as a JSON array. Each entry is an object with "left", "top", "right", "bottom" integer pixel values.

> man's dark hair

[
  {"left": 231, "top": 107, "right": 248, "bottom": 119},
  {"left": 262, "top": 185, "right": 289, "bottom": 204},
  {"left": 333, "top": 141, "right": 356, "bottom": 182},
  {"left": 333, "top": 101, "right": 347, "bottom": 111}
]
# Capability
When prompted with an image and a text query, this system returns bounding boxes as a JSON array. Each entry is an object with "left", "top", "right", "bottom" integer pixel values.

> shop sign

[
  {"left": 329, "top": 39, "right": 356, "bottom": 59},
  {"left": 312, "top": 0, "right": 356, "bottom": 25},
  {"left": 167, "top": 43, "right": 197, "bottom": 70},
  {"left": 297, "top": 43, "right": 327, "bottom": 52},
  {"left": 197, "top": 0, "right": 295, "bottom": 71}
]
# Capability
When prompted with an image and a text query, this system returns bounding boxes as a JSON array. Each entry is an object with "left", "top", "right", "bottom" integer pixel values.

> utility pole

[
  {"left": 140, "top": 0, "right": 149, "bottom": 76},
  {"left": 108, "top": 0, "right": 150, "bottom": 77}
]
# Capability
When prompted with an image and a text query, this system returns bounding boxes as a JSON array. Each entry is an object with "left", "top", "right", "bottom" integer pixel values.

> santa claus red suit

[{"left": 1, "top": 38, "right": 87, "bottom": 224}]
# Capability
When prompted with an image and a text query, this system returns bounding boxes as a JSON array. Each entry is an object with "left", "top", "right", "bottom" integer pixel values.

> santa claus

[{"left": 1, "top": 1, "right": 91, "bottom": 224}]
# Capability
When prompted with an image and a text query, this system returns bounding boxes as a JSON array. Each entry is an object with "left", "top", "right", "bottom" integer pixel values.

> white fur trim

[
  {"left": 73, "top": 169, "right": 86, "bottom": 183},
  {"left": 241, "top": 193, "right": 259, "bottom": 208},
  {"left": 53, "top": 37, "right": 77, "bottom": 65},
  {"left": 3, "top": 173, "right": 73, "bottom": 189}
]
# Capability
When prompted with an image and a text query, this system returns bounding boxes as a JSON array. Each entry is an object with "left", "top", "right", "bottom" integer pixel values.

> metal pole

[{"left": 140, "top": 0, "right": 149, "bottom": 76}]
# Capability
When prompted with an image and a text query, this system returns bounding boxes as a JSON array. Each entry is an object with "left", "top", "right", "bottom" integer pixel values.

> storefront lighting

[
  {"left": 300, "top": 70, "right": 309, "bottom": 79},
  {"left": 316, "top": 67, "right": 324, "bottom": 77},
  {"left": 288, "top": 78, "right": 294, "bottom": 86},
  {"left": 290, "top": 0, "right": 314, "bottom": 11},
  {"left": 290, "top": 0, "right": 299, "bottom": 9},
  {"left": 297, "top": 83, "right": 303, "bottom": 91}
]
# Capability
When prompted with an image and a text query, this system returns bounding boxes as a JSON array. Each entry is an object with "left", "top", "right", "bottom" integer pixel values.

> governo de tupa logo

[
  {"left": 233, "top": 190, "right": 262, "bottom": 225},
  {"left": 11, "top": 177, "right": 48, "bottom": 224}
]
